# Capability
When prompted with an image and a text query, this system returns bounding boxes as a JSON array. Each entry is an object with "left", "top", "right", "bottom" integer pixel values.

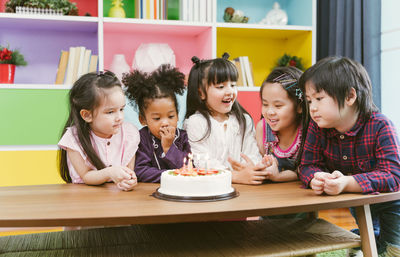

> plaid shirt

[{"left": 299, "top": 112, "right": 400, "bottom": 194}]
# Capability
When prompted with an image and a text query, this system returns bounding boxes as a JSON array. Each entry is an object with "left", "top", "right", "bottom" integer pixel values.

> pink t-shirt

[{"left": 58, "top": 122, "right": 140, "bottom": 183}]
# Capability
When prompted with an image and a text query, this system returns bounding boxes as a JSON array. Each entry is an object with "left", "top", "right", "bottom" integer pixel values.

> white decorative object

[
  {"left": 16, "top": 6, "right": 63, "bottom": 15},
  {"left": 110, "top": 54, "right": 130, "bottom": 82},
  {"left": 259, "top": 2, "right": 288, "bottom": 25},
  {"left": 132, "top": 43, "right": 175, "bottom": 73},
  {"left": 158, "top": 170, "right": 234, "bottom": 197}
]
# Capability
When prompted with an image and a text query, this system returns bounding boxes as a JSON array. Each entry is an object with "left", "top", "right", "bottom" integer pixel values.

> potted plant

[
  {"left": 276, "top": 53, "right": 305, "bottom": 71},
  {"left": 0, "top": 45, "right": 27, "bottom": 84},
  {"left": 5, "top": 0, "right": 78, "bottom": 15}
]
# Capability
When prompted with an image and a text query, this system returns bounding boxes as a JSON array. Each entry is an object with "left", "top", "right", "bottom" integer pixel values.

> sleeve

[
  {"left": 162, "top": 130, "right": 191, "bottom": 169},
  {"left": 58, "top": 127, "right": 92, "bottom": 168},
  {"left": 134, "top": 132, "right": 163, "bottom": 183},
  {"left": 352, "top": 118, "right": 400, "bottom": 193},
  {"left": 122, "top": 122, "right": 140, "bottom": 166},
  {"left": 298, "top": 120, "right": 326, "bottom": 187},
  {"left": 183, "top": 115, "right": 227, "bottom": 170},
  {"left": 241, "top": 114, "right": 262, "bottom": 164}
]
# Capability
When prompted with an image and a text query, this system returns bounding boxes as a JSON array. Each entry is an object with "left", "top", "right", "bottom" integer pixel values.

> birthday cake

[{"left": 158, "top": 168, "right": 234, "bottom": 197}]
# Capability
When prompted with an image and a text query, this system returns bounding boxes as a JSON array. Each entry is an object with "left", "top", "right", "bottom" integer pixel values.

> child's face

[
  {"left": 305, "top": 82, "right": 356, "bottom": 132},
  {"left": 85, "top": 86, "right": 125, "bottom": 139},
  {"left": 202, "top": 80, "right": 237, "bottom": 121},
  {"left": 261, "top": 82, "right": 300, "bottom": 133},
  {"left": 140, "top": 97, "right": 178, "bottom": 140}
]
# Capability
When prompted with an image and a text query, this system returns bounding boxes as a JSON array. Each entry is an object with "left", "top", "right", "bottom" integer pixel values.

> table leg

[{"left": 355, "top": 204, "right": 378, "bottom": 257}]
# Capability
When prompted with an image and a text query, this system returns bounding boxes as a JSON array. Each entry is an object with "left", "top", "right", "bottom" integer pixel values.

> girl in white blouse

[{"left": 183, "top": 53, "right": 267, "bottom": 185}]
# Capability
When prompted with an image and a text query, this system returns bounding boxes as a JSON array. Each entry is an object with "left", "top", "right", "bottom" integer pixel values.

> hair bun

[
  {"left": 191, "top": 56, "right": 200, "bottom": 64},
  {"left": 222, "top": 52, "right": 230, "bottom": 60}
]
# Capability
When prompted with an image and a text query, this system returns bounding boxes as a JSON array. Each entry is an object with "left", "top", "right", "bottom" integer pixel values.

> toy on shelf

[
  {"left": 108, "top": 0, "right": 126, "bottom": 18},
  {"left": 223, "top": 7, "right": 249, "bottom": 23},
  {"left": 259, "top": 2, "right": 288, "bottom": 25}
]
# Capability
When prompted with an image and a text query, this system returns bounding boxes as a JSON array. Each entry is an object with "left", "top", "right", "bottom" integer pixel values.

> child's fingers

[
  {"left": 254, "top": 162, "right": 267, "bottom": 170},
  {"left": 314, "top": 172, "right": 330, "bottom": 181},
  {"left": 250, "top": 179, "right": 263, "bottom": 185},
  {"left": 331, "top": 170, "right": 343, "bottom": 178},
  {"left": 240, "top": 153, "right": 254, "bottom": 165},
  {"left": 228, "top": 157, "right": 243, "bottom": 170},
  {"left": 313, "top": 189, "right": 324, "bottom": 195}
]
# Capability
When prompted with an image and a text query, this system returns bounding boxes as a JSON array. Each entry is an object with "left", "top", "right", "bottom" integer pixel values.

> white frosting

[{"left": 158, "top": 170, "right": 234, "bottom": 197}]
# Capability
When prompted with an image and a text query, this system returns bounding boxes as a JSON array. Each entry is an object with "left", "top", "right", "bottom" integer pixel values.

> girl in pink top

[
  {"left": 58, "top": 71, "right": 140, "bottom": 191},
  {"left": 255, "top": 66, "right": 309, "bottom": 182}
]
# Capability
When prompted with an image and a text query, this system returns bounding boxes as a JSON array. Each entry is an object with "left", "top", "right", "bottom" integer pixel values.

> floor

[{"left": 0, "top": 208, "right": 358, "bottom": 237}]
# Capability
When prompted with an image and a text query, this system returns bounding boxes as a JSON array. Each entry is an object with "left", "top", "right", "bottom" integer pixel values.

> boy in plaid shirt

[{"left": 298, "top": 56, "right": 400, "bottom": 256}]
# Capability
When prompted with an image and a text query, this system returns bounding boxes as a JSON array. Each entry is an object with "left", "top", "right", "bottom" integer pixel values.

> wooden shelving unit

[{"left": 0, "top": 0, "right": 315, "bottom": 186}]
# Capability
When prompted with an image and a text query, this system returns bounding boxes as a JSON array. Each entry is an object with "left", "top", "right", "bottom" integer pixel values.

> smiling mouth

[{"left": 268, "top": 119, "right": 278, "bottom": 125}]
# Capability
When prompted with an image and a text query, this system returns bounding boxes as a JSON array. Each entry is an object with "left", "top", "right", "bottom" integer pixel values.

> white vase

[{"left": 110, "top": 54, "right": 130, "bottom": 83}]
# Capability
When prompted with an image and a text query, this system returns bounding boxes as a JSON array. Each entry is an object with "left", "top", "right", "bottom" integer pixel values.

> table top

[{"left": 1, "top": 181, "right": 399, "bottom": 227}]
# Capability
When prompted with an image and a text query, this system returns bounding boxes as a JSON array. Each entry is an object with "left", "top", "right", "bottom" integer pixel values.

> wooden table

[{"left": 1, "top": 181, "right": 399, "bottom": 256}]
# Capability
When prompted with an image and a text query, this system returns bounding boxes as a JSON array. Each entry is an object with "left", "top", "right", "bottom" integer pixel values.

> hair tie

[
  {"left": 222, "top": 52, "right": 230, "bottom": 60},
  {"left": 191, "top": 56, "right": 200, "bottom": 65}
]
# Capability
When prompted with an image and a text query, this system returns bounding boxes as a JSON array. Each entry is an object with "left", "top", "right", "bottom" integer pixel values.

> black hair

[
  {"left": 123, "top": 64, "right": 186, "bottom": 120},
  {"left": 261, "top": 66, "right": 309, "bottom": 168},
  {"left": 299, "top": 56, "right": 378, "bottom": 119},
  {"left": 58, "top": 71, "right": 122, "bottom": 183},
  {"left": 185, "top": 52, "right": 251, "bottom": 142}
]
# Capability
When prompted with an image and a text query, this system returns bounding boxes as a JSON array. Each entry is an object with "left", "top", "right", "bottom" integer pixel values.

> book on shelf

[
  {"left": 167, "top": 0, "right": 180, "bottom": 20},
  {"left": 76, "top": 46, "right": 86, "bottom": 80},
  {"left": 81, "top": 49, "right": 92, "bottom": 75},
  {"left": 179, "top": 0, "right": 214, "bottom": 22},
  {"left": 193, "top": 0, "right": 199, "bottom": 22},
  {"left": 64, "top": 46, "right": 76, "bottom": 85},
  {"left": 180, "top": 0, "right": 188, "bottom": 21},
  {"left": 56, "top": 47, "right": 96, "bottom": 85},
  {"left": 233, "top": 56, "right": 255, "bottom": 87},
  {"left": 231, "top": 60, "right": 244, "bottom": 87},
  {"left": 55, "top": 50, "right": 69, "bottom": 85},
  {"left": 88, "top": 55, "right": 99, "bottom": 73},
  {"left": 234, "top": 57, "right": 248, "bottom": 87},
  {"left": 242, "top": 56, "right": 254, "bottom": 87},
  {"left": 206, "top": 0, "right": 213, "bottom": 22}
]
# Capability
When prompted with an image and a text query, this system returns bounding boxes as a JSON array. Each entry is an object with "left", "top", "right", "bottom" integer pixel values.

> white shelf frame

[{"left": 0, "top": 0, "right": 316, "bottom": 92}]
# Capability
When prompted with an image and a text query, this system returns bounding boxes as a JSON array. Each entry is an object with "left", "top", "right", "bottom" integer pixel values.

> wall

[{"left": 381, "top": 0, "right": 400, "bottom": 129}]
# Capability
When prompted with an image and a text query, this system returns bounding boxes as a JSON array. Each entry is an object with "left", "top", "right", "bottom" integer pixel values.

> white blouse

[{"left": 183, "top": 112, "right": 262, "bottom": 170}]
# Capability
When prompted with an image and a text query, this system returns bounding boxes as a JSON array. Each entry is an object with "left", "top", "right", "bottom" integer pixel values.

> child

[
  {"left": 299, "top": 56, "right": 400, "bottom": 256},
  {"left": 58, "top": 71, "right": 139, "bottom": 191},
  {"left": 255, "top": 66, "right": 309, "bottom": 182},
  {"left": 123, "top": 64, "right": 191, "bottom": 182},
  {"left": 184, "top": 53, "right": 266, "bottom": 185}
]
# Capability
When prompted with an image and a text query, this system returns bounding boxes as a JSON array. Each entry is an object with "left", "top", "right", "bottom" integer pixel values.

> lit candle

[
  {"left": 183, "top": 157, "right": 187, "bottom": 172},
  {"left": 187, "top": 153, "right": 193, "bottom": 171}
]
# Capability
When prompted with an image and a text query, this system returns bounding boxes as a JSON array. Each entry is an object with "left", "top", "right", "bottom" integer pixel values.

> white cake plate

[{"left": 152, "top": 188, "right": 239, "bottom": 202}]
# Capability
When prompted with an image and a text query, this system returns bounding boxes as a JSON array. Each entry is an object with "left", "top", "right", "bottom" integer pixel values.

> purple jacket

[{"left": 134, "top": 126, "right": 191, "bottom": 182}]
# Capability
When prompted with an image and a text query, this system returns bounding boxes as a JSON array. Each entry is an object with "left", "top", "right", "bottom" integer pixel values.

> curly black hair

[{"left": 123, "top": 64, "right": 186, "bottom": 118}]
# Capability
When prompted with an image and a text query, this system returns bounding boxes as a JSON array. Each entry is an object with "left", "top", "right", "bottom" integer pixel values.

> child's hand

[
  {"left": 160, "top": 125, "right": 176, "bottom": 154},
  {"left": 310, "top": 171, "right": 334, "bottom": 195},
  {"left": 107, "top": 166, "right": 133, "bottom": 184},
  {"left": 116, "top": 172, "right": 138, "bottom": 191},
  {"left": 262, "top": 154, "right": 275, "bottom": 167},
  {"left": 229, "top": 153, "right": 268, "bottom": 185},
  {"left": 264, "top": 155, "right": 280, "bottom": 181},
  {"left": 323, "top": 170, "right": 347, "bottom": 195}
]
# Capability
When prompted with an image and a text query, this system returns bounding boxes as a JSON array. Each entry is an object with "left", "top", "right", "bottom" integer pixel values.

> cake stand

[{"left": 152, "top": 188, "right": 239, "bottom": 202}]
